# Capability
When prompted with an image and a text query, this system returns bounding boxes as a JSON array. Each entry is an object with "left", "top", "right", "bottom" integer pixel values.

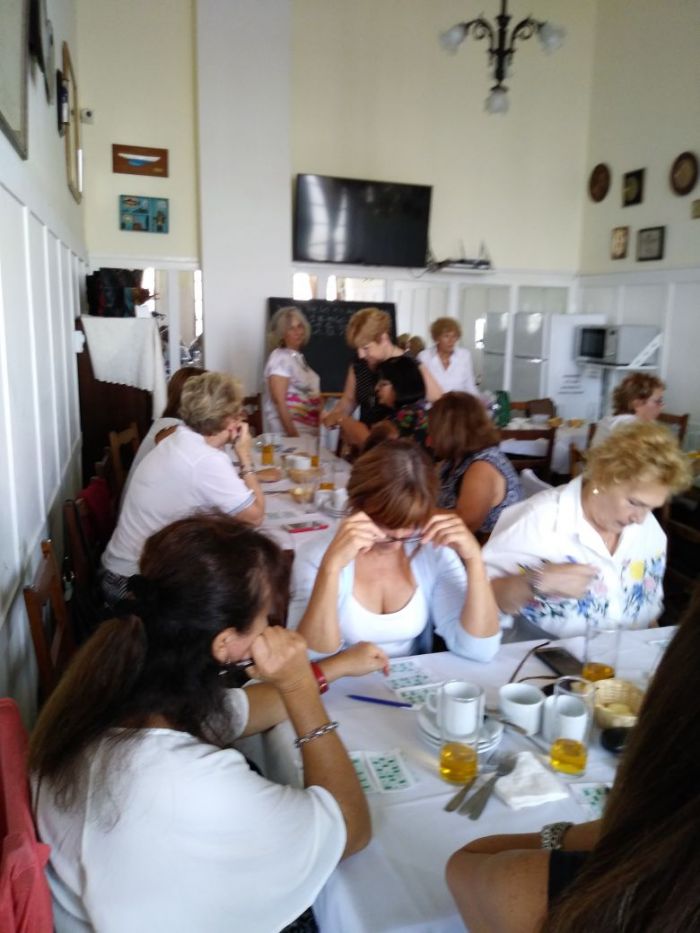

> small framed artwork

[
  {"left": 0, "top": 0, "right": 30, "bottom": 158},
  {"left": 622, "top": 169, "right": 645, "bottom": 207},
  {"left": 62, "top": 42, "right": 82, "bottom": 203},
  {"left": 112, "top": 144, "right": 169, "bottom": 177},
  {"left": 637, "top": 226, "right": 665, "bottom": 262},
  {"left": 610, "top": 226, "right": 629, "bottom": 260},
  {"left": 119, "top": 195, "right": 169, "bottom": 233}
]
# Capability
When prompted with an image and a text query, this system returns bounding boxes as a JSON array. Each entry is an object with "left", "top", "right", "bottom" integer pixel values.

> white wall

[
  {"left": 196, "top": 0, "right": 292, "bottom": 390},
  {"left": 0, "top": 0, "right": 86, "bottom": 722},
  {"left": 75, "top": 0, "right": 199, "bottom": 267}
]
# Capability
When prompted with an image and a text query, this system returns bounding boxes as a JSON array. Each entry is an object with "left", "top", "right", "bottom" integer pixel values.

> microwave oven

[{"left": 576, "top": 325, "right": 659, "bottom": 365}]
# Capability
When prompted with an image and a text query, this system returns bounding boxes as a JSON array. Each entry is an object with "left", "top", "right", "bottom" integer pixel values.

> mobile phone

[
  {"left": 533, "top": 646, "right": 583, "bottom": 678},
  {"left": 283, "top": 520, "right": 329, "bottom": 534}
]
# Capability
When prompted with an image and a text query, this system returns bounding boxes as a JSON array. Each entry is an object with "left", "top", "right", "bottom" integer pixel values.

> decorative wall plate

[
  {"left": 588, "top": 163, "right": 611, "bottom": 202},
  {"left": 670, "top": 151, "right": 698, "bottom": 196}
]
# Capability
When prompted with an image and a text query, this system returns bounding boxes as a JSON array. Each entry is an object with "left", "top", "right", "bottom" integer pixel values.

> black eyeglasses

[{"left": 378, "top": 531, "right": 424, "bottom": 545}]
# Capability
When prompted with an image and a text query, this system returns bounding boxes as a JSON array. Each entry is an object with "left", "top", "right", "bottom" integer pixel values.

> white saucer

[
  {"left": 319, "top": 501, "right": 351, "bottom": 519},
  {"left": 417, "top": 710, "right": 504, "bottom": 755}
]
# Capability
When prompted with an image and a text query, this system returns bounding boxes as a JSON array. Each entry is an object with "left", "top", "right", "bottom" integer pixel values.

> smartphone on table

[
  {"left": 533, "top": 645, "right": 583, "bottom": 678},
  {"left": 283, "top": 520, "right": 329, "bottom": 534}
]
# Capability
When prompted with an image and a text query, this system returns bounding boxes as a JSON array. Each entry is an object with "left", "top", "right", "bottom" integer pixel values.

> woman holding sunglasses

[{"left": 288, "top": 439, "right": 501, "bottom": 659}]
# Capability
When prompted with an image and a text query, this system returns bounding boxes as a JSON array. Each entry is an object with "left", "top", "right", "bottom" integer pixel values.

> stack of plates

[
  {"left": 319, "top": 501, "right": 351, "bottom": 519},
  {"left": 417, "top": 709, "right": 504, "bottom": 756}
]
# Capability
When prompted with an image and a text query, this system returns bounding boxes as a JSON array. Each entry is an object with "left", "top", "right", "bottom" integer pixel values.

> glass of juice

[
  {"left": 583, "top": 619, "right": 621, "bottom": 682},
  {"left": 260, "top": 433, "right": 276, "bottom": 466},
  {"left": 547, "top": 676, "right": 594, "bottom": 776},
  {"left": 427, "top": 681, "right": 484, "bottom": 784}
]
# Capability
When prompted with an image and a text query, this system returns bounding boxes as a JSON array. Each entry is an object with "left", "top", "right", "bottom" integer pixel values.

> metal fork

[{"left": 459, "top": 755, "right": 516, "bottom": 819}]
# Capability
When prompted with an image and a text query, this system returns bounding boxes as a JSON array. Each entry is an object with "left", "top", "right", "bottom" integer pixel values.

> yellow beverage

[
  {"left": 319, "top": 481, "right": 335, "bottom": 491},
  {"left": 582, "top": 661, "right": 615, "bottom": 682},
  {"left": 310, "top": 454, "right": 320, "bottom": 468},
  {"left": 549, "top": 738, "right": 587, "bottom": 775},
  {"left": 261, "top": 444, "right": 274, "bottom": 466},
  {"left": 439, "top": 742, "right": 478, "bottom": 784}
]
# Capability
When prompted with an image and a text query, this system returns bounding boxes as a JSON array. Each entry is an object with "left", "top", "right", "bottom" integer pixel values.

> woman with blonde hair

[
  {"left": 429, "top": 392, "right": 522, "bottom": 536},
  {"left": 418, "top": 317, "right": 478, "bottom": 396},
  {"left": 592, "top": 372, "right": 665, "bottom": 446},
  {"left": 288, "top": 439, "right": 501, "bottom": 659},
  {"left": 101, "top": 372, "right": 264, "bottom": 605},
  {"left": 483, "top": 421, "right": 691, "bottom": 639},
  {"left": 263, "top": 305, "right": 321, "bottom": 436}
]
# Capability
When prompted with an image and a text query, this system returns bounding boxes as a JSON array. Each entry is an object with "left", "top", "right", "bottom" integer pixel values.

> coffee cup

[{"left": 498, "top": 683, "right": 545, "bottom": 735}]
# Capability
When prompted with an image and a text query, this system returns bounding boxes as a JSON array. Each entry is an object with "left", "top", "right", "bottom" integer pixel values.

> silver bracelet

[
  {"left": 239, "top": 466, "right": 255, "bottom": 477},
  {"left": 540, "top": 821, "right": 573, "bottom": 850},
  {"left": 294, "top": 721, "right": 339, "bottom": 748}
]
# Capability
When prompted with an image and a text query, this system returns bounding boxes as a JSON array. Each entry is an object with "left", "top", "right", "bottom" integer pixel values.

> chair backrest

[
  {"left": 658, "top": 412, "right": 689, "bottom": 447},
  {"left": 520, "top": 467, "right": 553, "bottom": 498},
  {"left": 22, "top": 540, "right": 75, "bottom": 704},
  {"left": 510, "top": 400, "right": 529, "bottom": 414},
  {"left": 500, "top": 426, "right": 556, "bottom": 482},
  {"left": 0, "top": 699, "right": 53, "bottom": 933},
  {"left": 108, "top": 422, "right": 140, "bottom": 497},
  {"left": 526, "top": 398, "right": 556, "bottom": 418},
  {"left": 242, "top": 394, "right": 263, "bottom": 437},
  {"left": 569, "top": 442, "right": 586, "bottom": 478},
  {"left": 586, "top": 422, "right": 597, "bottom": 447}
]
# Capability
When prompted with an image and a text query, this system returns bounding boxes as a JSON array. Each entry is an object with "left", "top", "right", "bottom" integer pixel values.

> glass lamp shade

[
  {"left": 538, "top": 22, "right": 566, "bottom": 52},
  {"left": 439, "top": 23, "right": 467, "bottom": 52},
  {"left": 485, "top": 87, "right": 509, "bottom": 114}
]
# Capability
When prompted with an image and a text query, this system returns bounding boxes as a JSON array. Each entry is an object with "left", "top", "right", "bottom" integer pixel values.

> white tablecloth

[
  {"left": 258, "top": 628, "right": 669, "bottom": 933},
  {"left": 500, "top": 422, "right": 590, "bottom": 475}
]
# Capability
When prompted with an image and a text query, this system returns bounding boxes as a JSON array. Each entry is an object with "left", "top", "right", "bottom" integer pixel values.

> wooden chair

[
  {"left": 658, "top": 412, "right": 689, "bottom": 447},
  {"left": 23, "top": 540, "right": 76, "bottom": 704},
  {"left": 510, "top": 400, "right": 529, "bottom": 415},
  {"left": 108, "top": 422, "right": 140, "bottom": 497},
  {"left": 242, "top": 394, "right": 263, "bottom": 436},
  {"left": 520, "top": 467, "right": 553, "bottom": 498},
  {"left": 569, "top": 443, "right": 586, "bottom": 478},
  {"left": 586, "top": 422, "right": 597, "bottom": 447},
  {"left": 500, "top": 426, "right": 556, "bottom": 482},
  {"left": 526, "top": 398, "right": 556, "bottom": 418}
]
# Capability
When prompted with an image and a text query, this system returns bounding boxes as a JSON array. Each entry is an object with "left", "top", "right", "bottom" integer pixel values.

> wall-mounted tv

[{"left": 293, "top": 173, "right": 432, "bottom": 269}]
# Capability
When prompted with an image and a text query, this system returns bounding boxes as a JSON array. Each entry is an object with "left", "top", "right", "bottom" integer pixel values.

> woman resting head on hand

[
  {"left": 32, "top": 512, "right": 388, "bottom": 933},
  {"left": 288, "top": 438, "right": 501, "bottom": 660}
]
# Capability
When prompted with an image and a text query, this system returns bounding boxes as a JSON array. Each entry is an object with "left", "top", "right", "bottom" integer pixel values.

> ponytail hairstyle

[{"left": 29, "top": 512, "right": 285, "bottom": 810}]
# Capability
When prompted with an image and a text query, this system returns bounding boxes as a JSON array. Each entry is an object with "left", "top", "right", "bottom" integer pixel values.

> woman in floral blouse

[{"left": 483, "top": 421, "right": 691, "bottom": 639}]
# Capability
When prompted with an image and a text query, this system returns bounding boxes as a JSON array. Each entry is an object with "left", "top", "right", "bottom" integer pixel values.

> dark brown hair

[
  {"left": 612, "top": 372, "right": 664, "bottom": 415},
  {"left": 29, "top": 513, "right": 285, "bottom": 810},
  {"left": 428, "top": 391, "right": 499, "bottom": 461},
  {"left": 161, "top": 366, "right": 207, "bottom": 418},
  {"left": 543, "top": 586, "right": 700, "bottom": 932},
  {"left": 347, "top": 439, "right": 437, "bottom": 529}
]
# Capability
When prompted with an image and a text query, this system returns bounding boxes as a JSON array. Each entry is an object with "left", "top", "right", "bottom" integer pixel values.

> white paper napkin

[{"left": 494, "top": 751, "right": 568, "bottom": 809}]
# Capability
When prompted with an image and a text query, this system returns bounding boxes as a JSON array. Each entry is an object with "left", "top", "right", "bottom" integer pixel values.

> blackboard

[{"left": 267, "top": 298, "right": 397, "bottom": 393}]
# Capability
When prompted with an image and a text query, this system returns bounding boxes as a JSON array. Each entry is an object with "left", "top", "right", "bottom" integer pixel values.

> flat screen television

[{"left": 293, "top": 173, "right": 432, "bottom": 268}]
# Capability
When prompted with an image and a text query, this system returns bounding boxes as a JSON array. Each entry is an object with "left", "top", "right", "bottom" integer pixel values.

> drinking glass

[
  {"left": 261, "top": 433, "right": 278, "bottom": 466},
  {"left": 583, "top": 618, "right": 621, "bottom": 682},
  {"left": 548, "top": 676, "right": 594, "bottom": 776},
  {"left": 428, "top": 681, "right": 484, "bottom": 784}
]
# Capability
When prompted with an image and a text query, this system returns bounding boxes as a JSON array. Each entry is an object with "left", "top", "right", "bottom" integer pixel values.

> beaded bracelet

[
  {"left": 294, "top": 721, "right": 339, "bottom": 748},
  {"left": 310, "top": 661, "right": 329, "bottom": 695},
  {"left": 239, "top": 466, "right": 255, "bottom": 478}
]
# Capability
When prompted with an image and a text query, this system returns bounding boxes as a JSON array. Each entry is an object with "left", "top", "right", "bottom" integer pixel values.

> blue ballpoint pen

[{"left": 347, "top": 694, "right": 413, "bottom": 709}]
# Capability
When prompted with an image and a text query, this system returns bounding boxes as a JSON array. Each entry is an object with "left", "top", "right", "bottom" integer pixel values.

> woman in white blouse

[
  {"left": 591, "top": 372, "right": 665, "bottom": 446},
  {"left": 263, "top": 306, "right": 321, "bottom": 436},
  {"left": 288, "top": 439, "right": 501, "bottom": 660},
  {"left": 418, "top": 317, "right": 478, "bottom": 396},
  {"left": 483, "top": 421, "right": 691, "bottom": 640}
]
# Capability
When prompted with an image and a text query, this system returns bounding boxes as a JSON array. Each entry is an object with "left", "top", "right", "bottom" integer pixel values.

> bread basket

[{"left": 593, "top": 678, "right": 644, "bottom": 729}]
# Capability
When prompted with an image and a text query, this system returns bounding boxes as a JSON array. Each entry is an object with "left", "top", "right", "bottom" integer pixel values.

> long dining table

[{"left": 254, "top": 627, "right": 669, "bottom": 933}]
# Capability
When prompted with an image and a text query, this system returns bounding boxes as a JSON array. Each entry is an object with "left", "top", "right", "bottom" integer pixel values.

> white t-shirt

[
  {"left": 263, "top": 347, "right": 321, "bottom": 435},
  {"left": 343, "top": 588, "right": 429, "bottom": 657},
  {"left": 418, "top": 345, "right": 478, "bottom": 396},
  {"left": 483, "top": 476, "right": 667, "bottom": 638},
  {"left": 591, "top": 414, "right": 637, "bottom": 447},
  {"left": 287, "top": 534, "right": 501, "bottom": 661},
  {"left": 35, "top": 690, "right": 346, "bottom": 933},
  {"left": 121, "top": 416, "right": 181, "bottom": 499},
  {"left": 102, "top": 426, "right": 254, "bottom": 577}
]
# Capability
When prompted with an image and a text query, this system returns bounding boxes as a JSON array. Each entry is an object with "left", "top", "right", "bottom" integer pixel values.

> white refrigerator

[
  {"left": 482, "top": 311, "right": 509, "bottom": 395},
  {"left": 484, "top": 312, "right": 607, "bottom": 420}
]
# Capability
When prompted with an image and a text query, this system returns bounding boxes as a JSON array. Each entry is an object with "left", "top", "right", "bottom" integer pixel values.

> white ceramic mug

[
  {"left": 498, "top": 683, "right": 545, "bottom": 735},
  {"left": 542, "top": 694, "right": 589, "bottom": 743},
  {"left": 426, "top": 681, "right": 484, "bottom": 741}
]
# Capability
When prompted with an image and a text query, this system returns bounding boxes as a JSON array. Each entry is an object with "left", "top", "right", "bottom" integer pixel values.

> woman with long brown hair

[
  {"left": 445, "top": 587, "right": 700, "bottom": 932},
  {"left": 32, "top": 512, "right": 387, "bottom": 932}
]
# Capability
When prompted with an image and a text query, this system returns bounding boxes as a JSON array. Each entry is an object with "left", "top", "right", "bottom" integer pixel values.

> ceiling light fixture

[{"left": 440, "top": 1, "right": 565, "bottom": 114}]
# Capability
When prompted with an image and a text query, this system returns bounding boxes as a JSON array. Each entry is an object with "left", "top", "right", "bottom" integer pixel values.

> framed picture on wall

[
  {"left": 0, "top": 0, "right": 30, "bottom": 158},
  {"left": 62, "top": 42, "right": 82, "bottom": 202},
  {"left": 119, "top": 195, "right": 169, "bottom": 233},
  {"left": 637, "top": 226, "right": 665, "bottom": 262},
  {"left": 611, "top": 226, "right": 629, "bottom": 260},
  {"left": 622, "top": 169, "right": 645, "bottom": 207}
]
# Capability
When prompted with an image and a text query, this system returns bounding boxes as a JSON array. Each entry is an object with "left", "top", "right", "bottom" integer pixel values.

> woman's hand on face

[
  {"left": 334, "top": 641, "right": 390, "bottom": 678},
  {"left": 233, "top": 420, "right": 252, "bottom": 457},
  {"left": 248, "top": 626, "right": 314, "bottom": 695},
  {"left": 421, "top": 513, "right": 481, "bottom": 563},
  {"left": 321, "top": 511, "right": 384, "bottom": 572},
  {"left": 535, "top": 563, "right": 599, "bottom": 599}
]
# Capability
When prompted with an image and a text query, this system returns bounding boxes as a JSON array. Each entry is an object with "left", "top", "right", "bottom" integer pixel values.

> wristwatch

[{"left": 540, "top": 821, "right": 573, "bottom": 850}]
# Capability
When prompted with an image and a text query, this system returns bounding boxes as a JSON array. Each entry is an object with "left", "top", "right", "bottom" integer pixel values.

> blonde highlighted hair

[
  {"left": 346, "top": 307, "right": 392, "bottom": 348},
  {"left": 347, "top": 439, "right": 437, "bottom": 529},
  {"left": 267, "top": 306, "right": 311, "bottom": 350},
  {"left": 179, "top": 372, "right": 242, "bottom": 436},
  {"left": 584, "top": 421, "right": 691, "bottom": 494}
]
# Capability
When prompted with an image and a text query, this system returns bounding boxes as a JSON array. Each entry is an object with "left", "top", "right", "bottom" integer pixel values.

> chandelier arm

[
  {"left": 508, "top": 17, "right": 542, "bottom": 50},
  {"left": 463, "top": 18, "right": 496, "bottom": 50}
]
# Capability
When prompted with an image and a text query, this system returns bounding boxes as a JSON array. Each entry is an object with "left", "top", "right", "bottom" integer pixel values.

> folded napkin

[{"left": 494, "top": 751, "right": 569, "bottom": 810}]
